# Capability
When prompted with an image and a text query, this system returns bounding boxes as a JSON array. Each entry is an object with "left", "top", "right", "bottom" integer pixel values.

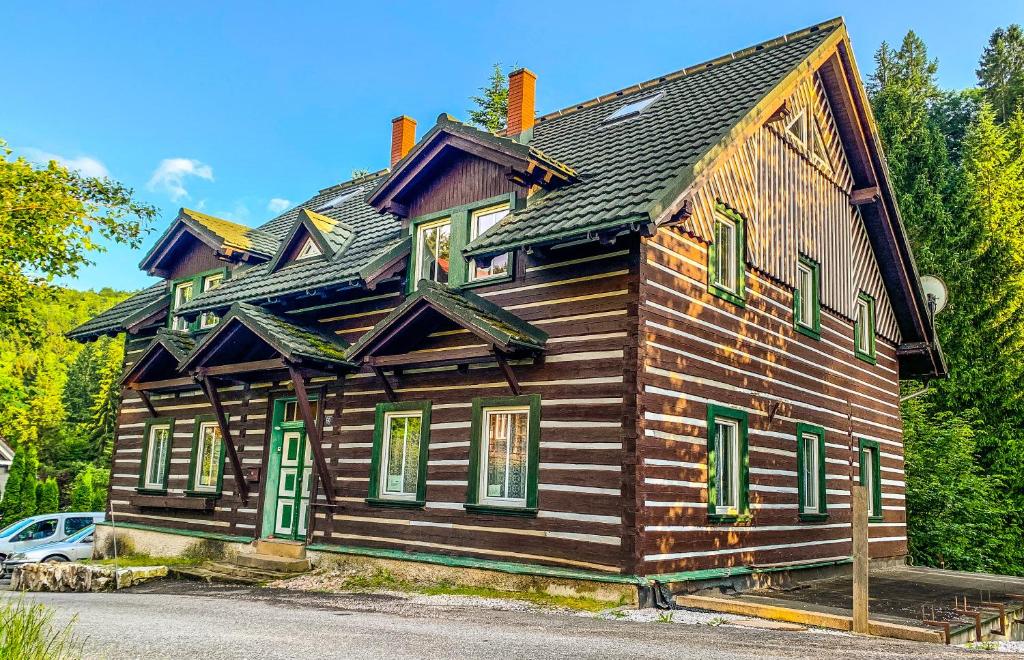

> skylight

[
  {"left": 317, "top": 186, "right": 363, "bottom": 211},
  {"left": 603, "top": 93, "right": 664, "bottom": 124}
]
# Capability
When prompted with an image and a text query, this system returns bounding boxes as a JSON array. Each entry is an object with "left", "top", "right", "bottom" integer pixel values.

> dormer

[
  {"left": 139, "top": 208, "right": 280, "bottom": 333},
  {"left": 265, "top": 208, "right": 354, "bottom": 274}
]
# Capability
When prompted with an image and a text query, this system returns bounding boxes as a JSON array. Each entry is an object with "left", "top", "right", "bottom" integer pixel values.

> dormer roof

[
  {"left": 265, "top": 208, "right": 355, "bottom": 273},
  {"left": 367, "top": 113, "right": 577, "bottom": 217},
  {"left": 139, "top": 208, "right": 280, "bottom": 276}
]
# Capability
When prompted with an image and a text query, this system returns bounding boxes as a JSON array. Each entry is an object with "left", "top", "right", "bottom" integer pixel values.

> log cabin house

[{"left": 70, "top": 17, "right": 945, "bottom": 594}]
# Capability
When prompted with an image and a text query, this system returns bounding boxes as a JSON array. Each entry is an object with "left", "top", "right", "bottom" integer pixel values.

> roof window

[
  {"left": 603, "top": 93, "right": 664, "bottom": 124},
  {"left": 318, "top": 186, "right": 363, "bottom": 212}
]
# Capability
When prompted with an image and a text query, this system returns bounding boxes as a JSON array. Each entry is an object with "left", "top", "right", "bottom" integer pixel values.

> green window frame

[
  {"left": 408, "top": 193, "right": 515, "bottom": 292},
  {"left": 853, "top": 292, "right": 876, "bottom": 364},
  {"left": 186, "top": 414, "right": 226, "bottom": 496},
  {"left": 706, "top": 404, "right": 750, "bottom": 522},
  {"left": 169, "top": 267, "right": 229, "bottom": 333},
  {"left": 466, "top": 394, "right": 541, "bottom": 517},
  {"left": 858, "top": 438, "right": 883, "bottom": 522},
  {"left": 796, "top": 423, "right": 828, "bottom": 521},
  {"left": 707, "top": 207, "right": 746, "bottom": 307},
  {"left": 367, "top": 400, "right": 432, "bottom": 508},
  {"left": 138, "top": 417, "right": 175, "bottom": 494},
  {"left": 794, "top": 256, "right": 821, "bottom": 339}
]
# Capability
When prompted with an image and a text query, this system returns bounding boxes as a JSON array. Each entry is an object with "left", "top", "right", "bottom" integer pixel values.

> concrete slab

[{"left": 729, "top": 566, "right": 1024, "bottom": 644}]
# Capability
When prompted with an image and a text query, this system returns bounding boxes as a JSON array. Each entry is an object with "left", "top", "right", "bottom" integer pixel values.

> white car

[
  {"left": 0, "top": 511, "right": 104, "bottom": 563},
  {"left": 1, "top": 524, "right": 97, "bottom": 576}
]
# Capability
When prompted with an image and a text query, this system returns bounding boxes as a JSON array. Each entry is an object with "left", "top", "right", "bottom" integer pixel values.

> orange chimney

[
  {"left": 390, "top": 116, "right": 417, "bottom": 167},
  {"left": 507, "top": 68, "right": 536, "bottom": 136}
]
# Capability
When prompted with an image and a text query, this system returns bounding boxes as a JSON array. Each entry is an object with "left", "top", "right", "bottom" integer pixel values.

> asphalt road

[{"left": 0, "top": 580, "right": 1005, "bottom": 659}]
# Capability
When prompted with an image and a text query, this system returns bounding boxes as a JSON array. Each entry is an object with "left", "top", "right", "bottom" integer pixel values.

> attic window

[
  {"left": 317, "top": 186, "right": 363, "bottom": 211},
  {"left": 603, "top": 93, "right": 663, "bottom": 124},
  {"left": 296, "top": 238, "right": 322, "bottom": 260}
]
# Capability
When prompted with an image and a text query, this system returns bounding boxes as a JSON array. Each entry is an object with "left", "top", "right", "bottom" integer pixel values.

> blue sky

[{"left": 2, "top": 1, "right": 1018, "bottom": 292}]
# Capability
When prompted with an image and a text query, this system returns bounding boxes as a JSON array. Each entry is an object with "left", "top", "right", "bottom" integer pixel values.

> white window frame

[
  {"left": 379, "top": 411, "right": 423, "bottom": 501},
  {"left": 801, "top": 431, "right": 820, "bottom": 514},
  {"left": 296, "top": 237, "right": 322, "bottom": 260},
  {"left": 797, "top": 261, "right": 815, "bottom": 328},
  {"left": 478, "top": 405, "right": 531, "bottom": 508},
  {"left": 468, "top": 204, "right": 511, "bottom": 282},
  {"left": 198, "top": 272, "right": 225, "bottom": 329},
  {"left": 713, "top": 418, "right": 741, "bottom": 515},
  {"left": 171, "top": 280, "right": 194, "bottom": 332},
  {"left": 714, "top": 214, "right": 738, "bottom": 293},
  {"left": 855, "top": 296, "right": 873, "bottom": 355},
  {"left": 193, "top": 421, "right": 222, "bottom": 493},
  {"left": 143, "top": 423, "right": 171, "bottom": 490},
  {"left": 414, "top": 217, "right": 452, "bottom": 288}
]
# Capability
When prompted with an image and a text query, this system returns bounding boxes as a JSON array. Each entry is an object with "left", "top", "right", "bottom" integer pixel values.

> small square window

[{"left": 469, "top": 205, "right": 511, "bottom": 282}]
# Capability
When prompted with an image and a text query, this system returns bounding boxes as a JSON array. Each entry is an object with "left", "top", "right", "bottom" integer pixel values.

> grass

[
  {"left": 0, "top": 597, "right": 82, "bottom": 659},
  {"left": 336, "top": 567, "right": 625, "bottom": 612}
]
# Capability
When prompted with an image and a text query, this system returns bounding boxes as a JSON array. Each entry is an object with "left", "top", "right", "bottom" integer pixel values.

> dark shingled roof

[
  {"left": 181, "top": 302, "right": 353, "bottom": 369},
  {"left": 464, "top": 20, "right": 838, "bottom": 257},
  {"left": 347, "top": 280, "right": 547, "bottom": 361},
  {"left": 73, "top": 20, "right": 840, "bottom": 336},
  {"left": 66, "top": 282, "right": 168, "bottom": 341},
  {"left": 118, "top": 328, "right": 197, "bottom": 385},
  {"left": 176, "top": 173, "right": 404, "bottom": 315}
]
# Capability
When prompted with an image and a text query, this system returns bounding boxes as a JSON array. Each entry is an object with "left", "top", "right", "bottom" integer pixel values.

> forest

[{"left": 0, "top": 22, "right": 1023, "bottom": 576}]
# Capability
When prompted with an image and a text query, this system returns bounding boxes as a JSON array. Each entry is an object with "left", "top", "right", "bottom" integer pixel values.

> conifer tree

[
  {"left": 17, "top": 445, "right": 39, "bottom": 520},
  {"left": 468, "top": 63, "right": 509, "bottom": 133},
  {"left": 68, "top": 469, "right": 94, "bottom": 513},
  {"left": 88, "top": 338, "right": 123, "bottom": 463},
  {"left": 977, "top": 25, "right": 1024, "bottom": 124},
  {"left": 36, "top": 477, "right": 59, "bottom": 514},
  {"left": 0, "top": 447, "right": 25, "bottom": 523}
]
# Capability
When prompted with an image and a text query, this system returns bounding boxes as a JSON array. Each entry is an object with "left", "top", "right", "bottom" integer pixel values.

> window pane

[
  {"left": 856, "top": 299, "right": 872, "bottom": 352},
  {"left": 417, "top": 221, "right": 451, "bottom": 285},
  {"left": 715, "top": 218, "right": 736, "bottom": 292},
  {"left": 483, "top": 409, "right": 529, "bottom": 503},
  {"left": 197, "top": 423, "right": 221, "bottom": 489},
  {"left": 798, "top": 264, "right": 814, "bottom": 326},
  {"left": 803, "top": 434, "right": 818, "bottom": 511},
  {"left": 147, "top": 426, "right": 169, "bottom": 487},
  {"left": 172, "top": 282, "right": 194, "bottom": 331},
  {"left": 383, "top": 413, "right": 421, "bottom": 496},
  {"left": 470, "top": 207, "right": 510, "bottom": 280},
  {"left": 715, "top": 420, "right": 737, "bottom": 509}
]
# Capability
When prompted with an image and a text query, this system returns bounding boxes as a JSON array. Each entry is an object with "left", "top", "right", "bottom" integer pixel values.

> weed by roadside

[{"left": 0, "top": 596, "right": 82, "bottom": 660}]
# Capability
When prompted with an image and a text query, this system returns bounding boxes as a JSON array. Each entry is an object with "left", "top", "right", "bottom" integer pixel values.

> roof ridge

[{"left": 535, "top": 16, "right": 844, "bottom": 124}]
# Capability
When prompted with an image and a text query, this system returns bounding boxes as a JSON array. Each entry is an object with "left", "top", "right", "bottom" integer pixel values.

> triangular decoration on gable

[
  {"left": 785, "top": 109, "right": 807, "bottom": 147},
  {"left": 810, "top": 120, "right": 831, "bottom": 172},
  {"left": 296, "top": 237, "right": 323, "bottom": 260}
]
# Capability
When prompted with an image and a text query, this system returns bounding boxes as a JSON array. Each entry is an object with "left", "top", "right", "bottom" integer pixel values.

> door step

[
  {"left": 253, "top": 538, "right": 307, "bottom": 560},
  {"left": 170, "top": 558, "right": 309, "bottom": 586},
  {"left": 233, "top": 552, "right": 310, "bottom": 573}
]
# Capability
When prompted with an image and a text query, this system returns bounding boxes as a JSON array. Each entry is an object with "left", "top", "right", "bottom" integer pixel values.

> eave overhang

[
  {"left": 120, "top": 330, "right": 197, "bottom": 390},
  {"left": 367, "top": 114, "right": 577, "bottom": 217},
  {"left": 139, "top": 208, "right": 279, "bottom": 277}
]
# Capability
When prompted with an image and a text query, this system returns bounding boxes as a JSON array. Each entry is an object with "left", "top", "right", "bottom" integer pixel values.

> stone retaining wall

[{"left": 11, "top": 563, "right": 167, "bottom": 592}]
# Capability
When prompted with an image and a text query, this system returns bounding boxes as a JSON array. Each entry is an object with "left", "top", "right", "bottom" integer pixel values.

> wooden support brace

[
  {"left": 288, "top": 364, "right": 336, "bottom": 505},
  {"left": 137, "top": 390, "right": 159, "bottom": 418},
  {"left": 199, "top": 375, "right": 250, "bottom": 506},
  {"left": 372, "top": 365, "right": 398, "bottom": 402},
  {"left": 850, "top": 186, "right": 880, "bottom": 206},
  {"left": 494, "top": 350, "right": 521, "bottom": 396}
]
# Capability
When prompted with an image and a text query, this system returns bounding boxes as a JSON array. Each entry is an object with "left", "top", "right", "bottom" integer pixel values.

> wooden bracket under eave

[
  {"left": 287, "top": 363, "right": 337, "bottom": 505},
  {"left": 494, "top": 349, "right": 522, "bottom": 396},
  {"left": 137, "top": 390, "right": 160, "bottom": 418},
  {"left": 372, "top": 365, "right": 398, "bottom": 402},
  {"left": 198, "top": 375, "right": 250, "bottom": 506},
  {"left": 850, "top": 186, "right": 880, "bottom": 206}
]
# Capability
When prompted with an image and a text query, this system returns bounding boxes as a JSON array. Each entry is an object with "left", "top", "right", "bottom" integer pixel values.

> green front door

[
  {"left": 274, "top": 428, "right": 312, "bottom": 539},
  {"left": 262, "top": 399, "right": 316, "bottom": 540}
]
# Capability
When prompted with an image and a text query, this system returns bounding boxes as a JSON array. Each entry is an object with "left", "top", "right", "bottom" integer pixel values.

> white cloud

[
  {"left": 19, "top": 147, "right": 110, "bottom": 178},
  {"left": 267, "top": 198, "right": 291, "bottom": 213},
  {"left": 215, "top": 201, "right": 251, "bottom": 223},
  {"left": 147, "top": 158, "right": 214, "bottom": 201}
]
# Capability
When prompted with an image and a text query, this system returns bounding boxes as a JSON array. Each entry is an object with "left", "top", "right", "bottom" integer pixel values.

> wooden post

[
  {"left": 852, "top": 484, "right": 869, "bottom": 634},
  {"left": 288, "top": 364, "right": 336, "bottom": 505},
  {"left": 198, "top": 375, "right": 250, "bottom": 506}
]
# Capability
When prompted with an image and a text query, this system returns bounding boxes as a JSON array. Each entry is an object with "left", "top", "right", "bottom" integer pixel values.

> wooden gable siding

[
  {"left": 406, "top": 153, "right": 521, "bottom": 219},
  {"left": 109, "top": 240, "right": 640, "bottom": 573},
  {"left": 683, "top": 74, "right": 900, "bottom": 343},
  {"left": 162, "top": 232, "right": 229, "bottom": 282},
  {"left": 636, "top": 227, "right": 906, "bottom": 575}
]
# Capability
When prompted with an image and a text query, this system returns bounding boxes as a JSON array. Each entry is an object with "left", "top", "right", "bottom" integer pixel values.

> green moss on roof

[
  {"left": 226, "top": 303, "right": 352, "bottom": 366},
  {"left": 180, "top": 208, "right": 280, "bottom": 257}
]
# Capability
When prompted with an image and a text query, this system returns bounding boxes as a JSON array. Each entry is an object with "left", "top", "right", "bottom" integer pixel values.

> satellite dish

[{"left": 920, "top": 275, "right": 948, "bottom": 316}]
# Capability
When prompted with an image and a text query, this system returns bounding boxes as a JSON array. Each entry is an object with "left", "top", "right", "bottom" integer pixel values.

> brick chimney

[
  {"left": 390, "top": 116, "right": 417, "bottom": 168},
  {"left": 507, "top": 68, "right": 536, "bottom": 137}
]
